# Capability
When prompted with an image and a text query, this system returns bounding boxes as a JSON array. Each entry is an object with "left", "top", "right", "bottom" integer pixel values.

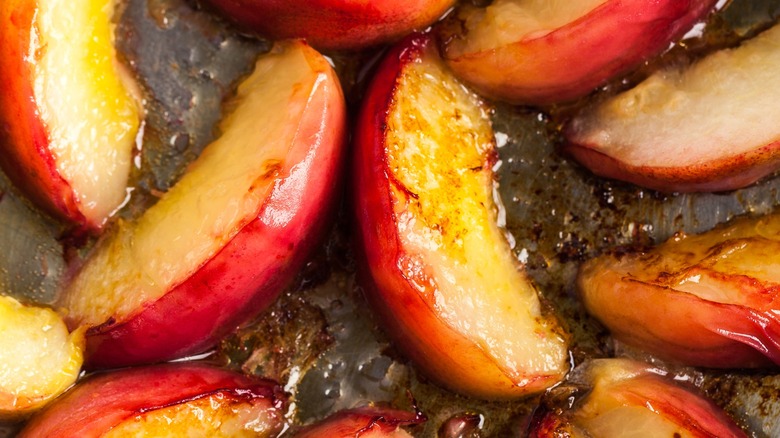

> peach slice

[
  {"left": 293, "top": 407, "right": 425, "bottom": 437},
  {"left": 353, "top": 33, "right": 569, "bottom": 400},
  {"left": 438, "top": 0, "right": 717, "bottom": 105},
  {"left": 565, "top": 22, "right": 780, "bottom": 193},
  {"left": 0, "top": 295, "right": 84, "bottom": 419},
  {"left": 18, "top": 363, "right": 286, "bottom": 437},
  {"left": 0, "top": 0, "right": 141, "bottom": 230},
  {"left": 528, "top": 359, "right": 747, "bottom": 437},
  {"left": 59, "top": 40, "right": 347, "bottom": 369},
  {"left": 578, "top": 213, "right": 780, "bottom": 368},
  {"left": 200, "top": 0, "right": 455, "bottom": 51}
]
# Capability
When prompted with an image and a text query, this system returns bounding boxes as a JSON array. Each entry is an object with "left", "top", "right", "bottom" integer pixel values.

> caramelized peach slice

[
  {"left": 354, "top": 33, "right": 569, "bottom": 399},
  {"left": 0, "top": 295, "right": 83, "bottom": 419},
  {"left": 579, "top": 213, "right": 780, "bottom": 367},
  {"left": 19, "top": 363, "right": 286, "bottom": 437},
  {"left": 0, "top": 0, "right": 141, "bottom": 230},
  {"left": 439, "top": 0, "right": 717, "bottom": 105},
  {"left": 528, "top": 359, "right": 747, "bottom": 437},
  {"left": 59, "top": 41, "right": 347, "bottom": 368},
  {"left": 566, "top": 22, "right": 780, "bottom": 192}
]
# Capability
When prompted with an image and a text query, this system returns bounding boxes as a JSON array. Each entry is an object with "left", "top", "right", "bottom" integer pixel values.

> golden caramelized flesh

[
  {"left": 528, "top": 359, "right": 747, "bottom": 437},
  {"left": 566, "top": 22, "right": 780, "bottom": 192},
  {"left": 0, "top": 0, "right": 141, "bottom": 229},
  {"left": 0, "top": 295, "right": 84, "bottom": 419},
  {"left": 439, "top": 0, "right": 717, "bottom": 104},
  {"left": 579, "top": 213, "right": 780, "bottom": 367},
  {"left": 386, "top": 40, "right": 567, "bottom": 387},
  {"left": 19, "top": 364, "right": 286, "bottom": 437},
  {"left": 354, "top": 33, "right": 569, "bottom": 399},
  {"left": 59, "top": 40, "right": 347, "bottom": 368}
]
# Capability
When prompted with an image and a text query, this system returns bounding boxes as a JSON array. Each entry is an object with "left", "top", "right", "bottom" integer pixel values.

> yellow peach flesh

[
  {"left": 385, "top": 48, "right": 568, "bottom": 386},
  {"left": 0, "top": 295, "right": 84, "bottom": 418},
  {"left": 62, "top": 42, "right": 323, "bottom": 326},
  {"left": 451, "top": 0, "right": 607, "bottom": 54},
  {"left": 34, "top": 0, "right": 141, "bottom": 226},
  {"left": 102, "top": 393, "right": 282, "bottom": 437}
]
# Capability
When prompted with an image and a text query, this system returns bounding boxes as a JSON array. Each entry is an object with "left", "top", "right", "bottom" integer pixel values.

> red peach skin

[
  {"left": 563, "top": 145, "right": 780, "bottom": 193},
  {"left": 439, "top": 0, "right": 718, "bottom": 105},
  {"left": 60, "top": 41, "right": 347, "bottom": 369},
  {"left": 201, "top": 0, "right": 455, "bottom": 51},
  {"left": 0, "top": 1, "right": 79, "bottom": 224},
  {"left": 578, "top": 214, "right": 780, "bottom": 368},
  {"left": 293, "top": 407, "right": 425, "bottom": 437},
  {"left": 354, "top": 33, "right": 569, "bottom": 400},
  {"left": 18, "top": 363, "right": 286, "bottom": 437}
]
